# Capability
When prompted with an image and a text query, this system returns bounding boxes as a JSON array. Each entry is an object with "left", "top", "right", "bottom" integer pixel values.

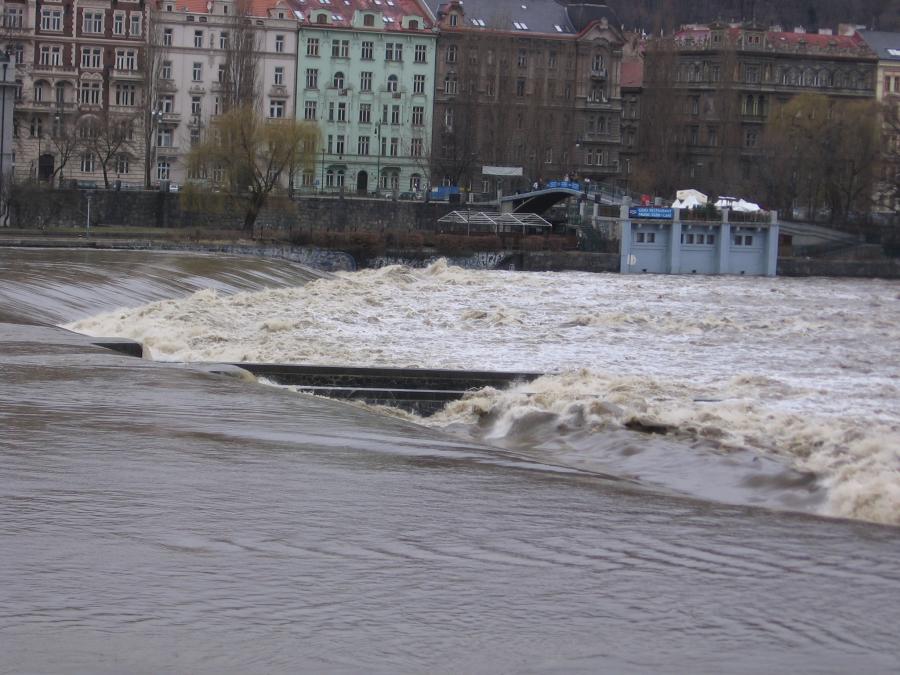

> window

[
  {"left": 449, "top": 13, "right": 458, "bottom": 27},
  {"left": 337, "top": 102, "right": 346, "bottom": 122},
  {"left": 130, "top": 13, "right": 142, "bottom": 37},
  {"left": 157, "top": 158, "right": 171, "bottom": 181},
  {"left": 362, "top": 40, "right": 374, "bottom": 61},
  {"left": 516, "top": 79, "right": 525, "bottom": 97},
  {"left": 307, "top": 37, "right": 319, "bottom": 56},
  {"left": 33, "top": 82, "right": 44, "bottom": 102},
  {"left": 269, "top": 100, "right": 285, "bottom": 118},
  {"left": 191, "top": 96, "right": 202, "bottom": 115},
  {"left": 447, "top": 45, "right": 458, "bottom": 63},
  {"left": 360, "top": 71, "right": 373, "bottom": 92},
  {"left": 75, "top": 80, "right": 98, "bottom": 105},
  {"left": 517, "top": 49, "right": 527, "bottom": 67},
  {"left": 548, "top": 51, "right": 557, "bottom": 68},
  {"left": 274, "top": 67, "right": 284, "bottom": 85},
  {"left": 358, "top": 135, "right": 369, "bottom": 155},
  {"left": 391, "top": 105, "right": 400, "bottom": 125},
  {"left": 744, "top": 129, "right": 758, "bottom": 148},
  {"left": 363, "top": 14, "right": 375, "bottom": 27},
  {"left": 113, "top": 12, "right": 125, "bottom": 35},
  {"left": 381, "top": 104, "right": 389, "bottom": 124},
  {"left": 444, "top": 72, "right": 457, "bottom": 95},
  {"left": 13, "top": 44, "right": 23, "bottom": 65},
  {"left": 55, "top": 82, "right": 65, "bottom": 104},
  {"left": 275, "top": 35, "right": 284, "bottom": 53},
  {"left": 412, "top": 106, "right": 424, "bottom": 126},
  {"left": 306, "top": 68, "right": 319, "bottom": 89},
  {"left": 81, "top": 47, "right": 102, "bottom": 69},
  {"left": 413, "top": 74, "right": 426, "bottom": 95},
  {"left": 411, "top": 138, "right": 423, "bottom": 157},
  {"left": 333, "top": 71, "right": 345, "bottom": 89},
  {"left": 335, "top": 135, "right": 345, "bottom": 155},
  {"left": 316, "top": 13, "right": 328, "bottom": 24},
  {"left": 163, "top": 28, "right": 173, "bottom": 46},
  {"left": 194, "top": 30, "right": 204, "bottom": 47},
  {"left": 83, "top": 11, "right": 104, "bottom": 34},
  {"left": 415, "top": 45, "right": 427, "bottom": 63},
  {"left": 162, "top": 60, "right": 172, "bottom": 79},
  {"left": 304, "top": 100, "right": 317, "bottom": 120},
  {"left": 390, "top": 137, "right": 399, "bottom": 156},
  {"left": 39, "top": 45, "right": 62, "bottom": 66},
  {"left": 81, "top": 152, "right": 95, "bottom": 173},
  {"left": 40, "top": 9, "right": 63, "bottom": 31},
  {"left": 3, "top": 7, "right": 23, "bottom": 28},
  {"left": 116, "top": 154, "right": 130, "bottom": 174},
  {"left": 115, "top": 49, "right": 137, "bottom": 71},
  {"left": 219, "top": 32, "right": 229, "bottom": 49},
  {"left": 157, "top": 127, "right": 174, "bottom": 147},
  {"left": 357, "top": 103, "right": 371, "bottom": 124},
  {"left": 213, "top": 96, "right": 220, "bottom": 115},
  {"left": 217, "top": 64, "right": 225, "bottom": 82},
  {"left": 444, "top": 107, "right": 454, "bottom": 129},
  {"left": 14, "top": 80, "right": 22, "bottom": 101},
  {"left": 387, "top": 75, "right": 398, "bottom": 93},
  {"left": 385, "top": 43, "right": 402, "bottom": 61},
  {"left": 332, "top": 39, "right": 349, "bottom": 58},
  {"left": 160, "top": 95, "right": 174, "bottom": 112},
  {"left": 115, "top": 84, "right": 136, "bottom": 106},
  {"left": 192, "top": 62, "right": 203, "bottom": 81},
  {"left": 328, "top": 102, "right": 335, "bottom": 122}
]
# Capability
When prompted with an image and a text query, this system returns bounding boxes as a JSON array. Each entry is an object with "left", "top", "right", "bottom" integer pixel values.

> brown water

[{"left": 1, "top": 248, "right": 899, "bottom": 673}]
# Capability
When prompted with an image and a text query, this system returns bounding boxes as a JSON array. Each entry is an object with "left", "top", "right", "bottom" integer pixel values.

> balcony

[
  {"left": 269, "top": 84, "right": 288, "bottom": 98},
  {"left": 111, "top": 68, "right": 142, "bottom": 81},
  {"left": 591, "top": 67, "right": 608, "bottom": 80},
  {"left": 32, "top": 63, "right": 77, "bottom": 77},
  {"left": 158, "top": 111, "right": 181, "bottom": 124}
]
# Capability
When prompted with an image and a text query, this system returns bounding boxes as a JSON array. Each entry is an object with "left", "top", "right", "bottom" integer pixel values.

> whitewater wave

[{"left": 67, "top": 260, "right": 900, "bottom": 524}]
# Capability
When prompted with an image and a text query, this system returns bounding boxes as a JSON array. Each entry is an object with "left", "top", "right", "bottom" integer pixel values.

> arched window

[
  {"left": 55, "top": 81, "right": 66, "bottom": 103},
  {"left": 387, "top": 74, "right": 398, "bottom": 92},
  {"left": 325, "top": 168, "right": 335, "bottom": 187},
  {"left": 33, "top": 80, "right": 46, "bottom": 102},
  {"left": 408, "top": 20, "right": 419, "bottom": 30},
  {"left": 333, "top": 71, "right": 345, "bottom": 89},
  {"left": 316, "top": 13, "right": 327, "bottom": 24},
  {"left": 336, "top": 169, "right": 345, "bottom": 187}
]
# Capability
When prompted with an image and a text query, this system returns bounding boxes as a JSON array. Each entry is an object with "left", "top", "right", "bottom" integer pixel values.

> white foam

[{"left": 67, "top": 261, "right": 900, "bottom": 524}]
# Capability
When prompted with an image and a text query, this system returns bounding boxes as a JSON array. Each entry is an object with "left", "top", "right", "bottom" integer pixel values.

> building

[
  {"left": 618, "top": 204, "right": 779, "bottom": 276},
  {"left": 1, "top": 0, "right": 153, "bottom": 186},
  {"left": 153, "top": 0, "right": 300, "bottom": 185},
  {"left": 618, "top": 32, "right": 642, "bottom": 193},
  {"left": 291, "top": 0, "right": 435, "bottom": 196},
  {"left": 0, "top": 51, "right": 15, "bottom": 210},
  {"left": 423, "top": 0, "right": 625, "bottom": 195},
  {"left": 858, "top": 30, "right": 900, "bottom": 212},
  {"left": 637, "top": 23, "right": 877, "bottom": 202}
]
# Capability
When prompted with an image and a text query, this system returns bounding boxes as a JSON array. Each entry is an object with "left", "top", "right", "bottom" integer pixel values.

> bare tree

[
  {"left": 221, "top": 0, "right": 260, "bottom": 111},
  {"left": 142, "top": 8, "right": 168, "bottom": 188},
  {"left": 79, "top": 111, "right": 138, "bottom": 189},
  {"left": 47, "top": 110, "right": 81, "bottom": 187}
]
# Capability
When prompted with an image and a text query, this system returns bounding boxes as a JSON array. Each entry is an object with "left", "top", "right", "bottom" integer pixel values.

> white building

[{"left": 154, "top": 0, "right": 299, "bottom": 184}]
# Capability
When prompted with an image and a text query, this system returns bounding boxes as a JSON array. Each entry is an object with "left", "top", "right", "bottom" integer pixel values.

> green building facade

[{"left": 295, "top": 3, "right": 436, "bottom": 196}]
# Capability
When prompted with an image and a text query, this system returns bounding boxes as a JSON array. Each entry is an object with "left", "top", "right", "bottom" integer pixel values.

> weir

[
  {"left": 221, "top": 363, "right": 543, "bottom": 415},
  {"left": 85, "top": 336, "right": 541, "bottom": 415}
]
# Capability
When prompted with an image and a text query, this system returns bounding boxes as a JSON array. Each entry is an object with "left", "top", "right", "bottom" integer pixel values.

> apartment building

[
  {"left": 2, "top": 0, "right": 150, "bottom": 185},
  {"left": 291, "top": 0, "right": 435, "bottom": 195},
  {"left": 424, "top": 0, "right": 625, "bottom": 194},
  {"left": 153, "top": 0, "right": 299, "bottom": 184},
  {"left": 640, "top": 22, "right": 877, "bottom": 198}
]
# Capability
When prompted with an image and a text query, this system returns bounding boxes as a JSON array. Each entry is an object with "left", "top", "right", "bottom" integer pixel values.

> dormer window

[
  {"left": 363, "top": 14, "right": 374, "bottom": 26},
  {"left": 409, "top": 20, "right": 418, "bottom": 30},
  {"left": 317, "top": 13, "right": 328, "bottom": 24},
  {"left": 449, "top": 13, "right": 458, "bottom": 27}
]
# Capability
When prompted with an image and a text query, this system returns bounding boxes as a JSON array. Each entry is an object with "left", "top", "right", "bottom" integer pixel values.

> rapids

[{"left": 68, "top": 259, "right": 900, "bottom": 525}]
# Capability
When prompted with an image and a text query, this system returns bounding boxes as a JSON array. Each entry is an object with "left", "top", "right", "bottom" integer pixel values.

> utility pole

[{"left": 85, "top": 193, "right": 91, "bottom": 237}]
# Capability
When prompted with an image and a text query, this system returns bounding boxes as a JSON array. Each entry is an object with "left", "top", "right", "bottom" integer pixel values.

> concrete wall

[
  {"left": 5, "top": 187, "right": 457, "bottom": 232},
  {"left": 778, "top": 257, "right": 900, "bottom": 279}
]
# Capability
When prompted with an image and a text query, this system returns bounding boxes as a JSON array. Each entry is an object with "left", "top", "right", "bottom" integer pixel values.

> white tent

[
  {"left": 714, "top": 196, "right": 762, "bottom": 212},
  {"left": 672, "top": 188, "right": 708, "bottom": 209}
]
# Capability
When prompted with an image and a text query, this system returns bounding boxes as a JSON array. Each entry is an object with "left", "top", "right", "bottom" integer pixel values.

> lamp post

[
  {"left": 375, "top": 121, "right": 381, "bottom": 197},
  {"left": 320, "top": 145, "right": 325, "bottom": 194}
]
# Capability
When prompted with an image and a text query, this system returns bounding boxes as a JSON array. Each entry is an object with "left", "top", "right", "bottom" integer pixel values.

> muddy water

[{"left": 2, "top": 248, "right": 899, "bottom": 673}]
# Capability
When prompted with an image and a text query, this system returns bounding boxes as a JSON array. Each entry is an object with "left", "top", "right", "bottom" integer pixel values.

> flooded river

[{"left": 2, "top": 248, "right": 899, "bottom": 673}]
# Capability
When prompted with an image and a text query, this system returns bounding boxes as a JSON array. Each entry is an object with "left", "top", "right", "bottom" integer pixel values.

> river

[{"left": 1, "top": 248, "right": 899, "bottom": 673}]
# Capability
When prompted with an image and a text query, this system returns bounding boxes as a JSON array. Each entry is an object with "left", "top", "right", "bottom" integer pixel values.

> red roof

[
  {"left": 674, "top": 24, "right": 870, "bottom": 54},
  {"left": 621, "top": 59, "right": 643, "bottom": 87}
]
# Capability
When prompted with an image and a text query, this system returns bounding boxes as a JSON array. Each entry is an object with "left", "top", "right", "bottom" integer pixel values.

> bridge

[{"left": 499, "top": 181, "right": 639, "bottom": 215}]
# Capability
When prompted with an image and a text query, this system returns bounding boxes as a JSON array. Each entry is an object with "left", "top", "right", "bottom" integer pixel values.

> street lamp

[{"left": 375, "top": 121, "right": 381, "bottom": 197}]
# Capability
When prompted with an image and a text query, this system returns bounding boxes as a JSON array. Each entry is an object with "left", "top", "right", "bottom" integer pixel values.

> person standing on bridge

[{"left": 532, "top": 180, "right": 539, "bottom": 191}]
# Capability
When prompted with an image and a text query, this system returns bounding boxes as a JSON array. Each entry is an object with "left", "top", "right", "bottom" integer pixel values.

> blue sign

[
  {"left": 629, "top": 207, "right": 674, "bottom": 220},
  {"left": 547, "top": 180, "right": 582, "bottom": 191}
]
